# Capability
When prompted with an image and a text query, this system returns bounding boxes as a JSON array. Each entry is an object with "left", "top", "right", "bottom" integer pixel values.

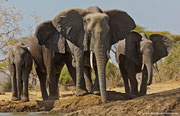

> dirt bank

[{"left": 0, "top": 79, "right": 180, "bottom": 115}]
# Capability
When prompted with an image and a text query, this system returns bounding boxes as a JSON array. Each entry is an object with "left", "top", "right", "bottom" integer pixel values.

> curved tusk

[
  {"left": 90, "top": 51, "right": 94, "bottom": 69},
  {"left": 141, "top": 63, "right": 145, "bottom": 71}
]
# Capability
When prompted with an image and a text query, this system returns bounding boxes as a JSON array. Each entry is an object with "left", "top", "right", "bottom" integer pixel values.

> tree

[{"left": 0, "top": 0, "right": 23, "bottom": 55}]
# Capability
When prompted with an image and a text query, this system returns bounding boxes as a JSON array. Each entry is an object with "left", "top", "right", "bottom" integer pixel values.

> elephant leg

[
  {"left": 129, "top": 75, "right": 138, "bottom": 95},
  {"left": 22, "top": 69, "right": 29, "bottom": 102},
  {"left": 91, "top": 66, "right": 100, "bottom": 94},
  {"left": 36, "top": 68, "right": 48, "bottom": 100},
  {"left": 55, "top": 72, "right": 60, "bottom": 99},
  {"left": 84, "top": 66, "right": 92, "bottom": 92},
  {"left": 48, "top": 69, "right": 58, "bottom": 100},
  {"left": 17, "top": 75, "right": 22, "bottom": 100},
  {"left": 126, "top": 60, "right": 138, "bottom": 95},
  {"left": 49, "top": 67, "right": 64, "bottom": 100},
  {"left": 65, "top": 53, "right": 76, "bottom": 84},
  {"left": 10, "top": 65, "right": 18, "bottom": 101},
  {"left": 139, "top": 67, "right": 148, "bottom": 96},
  {"left": 119, "top": 64, "right": 130, "bottom": 94},
  {"left": 74, "top": 48, "right": 87, "bottom": 96}
]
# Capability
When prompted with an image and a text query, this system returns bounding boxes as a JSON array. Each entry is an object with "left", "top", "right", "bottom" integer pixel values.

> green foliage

[
  {"left": 134, "top": 25, "right": 172, "bottom": 38},
  {"left": 106, "top": 61, "right": 123, "bottom": 87},
  {"left": 0, "top": 61, "right": 7, "bottom": 71},
  {"left": 59, "top": 65, "right": 72, "bottom": 84},
  {"left": 134, "top": 25, "right": 146, "bottom": 33}
]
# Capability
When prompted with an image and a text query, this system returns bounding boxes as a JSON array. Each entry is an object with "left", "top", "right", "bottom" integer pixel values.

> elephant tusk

[
  {"left": 90, "top": 51, "right": 94, "bottom": 69},
  {"left": 141, "top": 63, "right": 145, "bottom": 71}
]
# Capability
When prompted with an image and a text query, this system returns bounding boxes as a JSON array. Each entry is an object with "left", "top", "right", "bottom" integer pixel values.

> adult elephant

[
  {"left": 35, "top": 6, "right": 135, "bottom": 102},
  {"left": 30, "top": 36, "right": 93, "bottom": 100},
  {"left": 7, "top": 44, "right": 33, "bottom": 102},
  {"left": 116, "top": 32, "right": 172, "bottom": 96}
]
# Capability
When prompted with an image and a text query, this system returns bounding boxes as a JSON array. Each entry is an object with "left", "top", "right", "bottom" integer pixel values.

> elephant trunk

[
  {"left": 143, "top": 54, "right": 153, "bottom": 85},
  {"left": 94, "top": 41, "right": 108, "bottom": 103},
  {"left": 146, "top": 62, "right": 153, "bottom": 85},
  {"left": 15, "top": 57, "right": 22, "bottom": 99}
]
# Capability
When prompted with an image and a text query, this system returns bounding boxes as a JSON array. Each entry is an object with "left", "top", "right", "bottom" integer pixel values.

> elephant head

[
  {"left": 35, "top": 6, "right": 136, "bottom": 103},
  {"left": 118, "top": 32, "right": 172, "bottom": 86}
]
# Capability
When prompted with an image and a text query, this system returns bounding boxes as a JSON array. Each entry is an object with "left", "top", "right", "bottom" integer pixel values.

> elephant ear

[
  {"left": 126, "top": 32, "right": 142, "bottom": 65},
  {"left": 103, "top": 9, "right": 136, "bottom": 45},
  {"left": 35, "top": 20, "right": 66, "bottom": 53},
  {"left": 150, "top": 34, "right": 172, "bottom": 63},
  {"left": 52, "top": 8, "right": 89, "bottom": 48}
]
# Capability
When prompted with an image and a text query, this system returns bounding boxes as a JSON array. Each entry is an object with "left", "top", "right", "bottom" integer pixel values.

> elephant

[
  {"left": 6, "top": 44, "right": 33, "bottom": 102},
  {"left": 30, "top": 36, "right": 93, "bottom": 100},
  {"left": 116, "top": 32, "right": 172, "bottom": 96},
  {"left": 35, "top": 6, "right": 136, "bottom": 103}
]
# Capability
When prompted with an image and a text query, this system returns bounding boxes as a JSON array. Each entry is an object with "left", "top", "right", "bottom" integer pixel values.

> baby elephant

[{"left": 7, "top": 44, "right": 33, "bottom": 102}]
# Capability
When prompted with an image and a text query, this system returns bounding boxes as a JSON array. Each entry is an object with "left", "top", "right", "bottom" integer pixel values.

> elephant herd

[{"left": 6, "top": 6, "right": 172, "bottom": 103}]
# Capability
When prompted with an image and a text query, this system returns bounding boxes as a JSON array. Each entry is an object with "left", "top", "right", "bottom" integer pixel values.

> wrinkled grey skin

[
  {"left": 7, "top": 44, "right": 33, "bottom": 102},
  {"left": 30, "top": 36, "right": 92, "bottom": 100},
  {"left": 116, "top": 32, "right": 172, "bottom": 96},
  {"left": 35, "top": 6, "right": 135, "bottom": 103}
]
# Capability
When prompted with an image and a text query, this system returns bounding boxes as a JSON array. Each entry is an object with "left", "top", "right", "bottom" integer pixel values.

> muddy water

[{"left": 0, "top": 112, "right": 65, "bottom": 116}]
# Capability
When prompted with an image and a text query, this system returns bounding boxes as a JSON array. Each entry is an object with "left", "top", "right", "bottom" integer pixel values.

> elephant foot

[
  {"left": 147, "top": 82, "right": 152, "bottom": 86},
  {"left": 90, "top": 87, "right": 100, "bottom": 95},
  {"left": 138, "top": 92, "right": 146, "bottom": 96},
  {"left": 91, "top": 90, "right": 100, "bottom": 95},
  {"left": 130, "top": 91, "right": 138, "bottom": 96},
  {"left": 76, "top": 88, "right": 88, "bottom": 96},
  {"left": 125, "top": 93, "right": 138, "bottom": 99},
  {"left": 22, "top": 97, "right": 29, "bottom": 102},
  {"left": 42, "top": 95, "right": 49, "bottom": 100},
  {"left": 11, "top": 96, "right": 21, "bottom": 101},
  {"left": 48, "top": 96, "right": 59, "bottom": 100}
]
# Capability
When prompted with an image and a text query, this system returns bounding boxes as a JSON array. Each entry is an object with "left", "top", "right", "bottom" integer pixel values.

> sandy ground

[{"left": 0, "top": 79, "right": 180, "bottom": 115}]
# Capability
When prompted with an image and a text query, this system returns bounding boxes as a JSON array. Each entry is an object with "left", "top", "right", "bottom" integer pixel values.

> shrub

[
  {"left": 59, "top": 65, "right": 73, "bottom": 85},
  {"left": 106, "top": 61, "right": 123, "bottom": 88}
]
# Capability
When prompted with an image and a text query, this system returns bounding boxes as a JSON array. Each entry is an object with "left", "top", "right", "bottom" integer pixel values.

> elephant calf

[
  {"left": 116, "top": 32, "right": 172, "bottom": 96},
  {"left": 7, "top": 44, "right": 33, "bottom": 102}
]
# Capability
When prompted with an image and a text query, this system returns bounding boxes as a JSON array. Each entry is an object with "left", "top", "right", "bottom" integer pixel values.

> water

[{"left": 0, "top": 112, "right": 65, "bottom": 116}]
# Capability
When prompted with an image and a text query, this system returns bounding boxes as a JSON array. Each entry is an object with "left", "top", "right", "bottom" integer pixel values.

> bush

[
  {"left": 59, "top": 65, "right": 73, "bottom": 85},
  {"left": 106, "top": 61, "right": 123, "bottom": 88}
]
